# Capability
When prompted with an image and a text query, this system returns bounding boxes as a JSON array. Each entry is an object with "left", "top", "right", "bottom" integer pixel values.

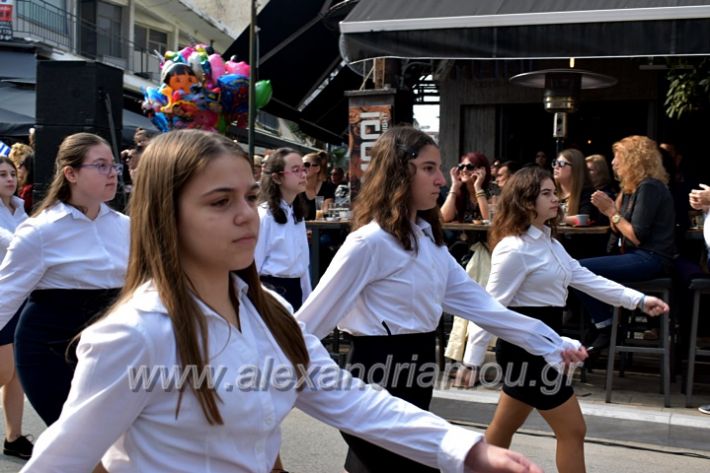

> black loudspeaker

[{"left": 36, "top": 61, "right": 123, "bottom": 129}]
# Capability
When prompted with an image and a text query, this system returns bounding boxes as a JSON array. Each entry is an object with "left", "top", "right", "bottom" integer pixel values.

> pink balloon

[
  {"left": 208, "top": 54, "right": 225, "bottom": 80},
  {"left": 225, "top": 60, "right": 250, "bottom": 77}
]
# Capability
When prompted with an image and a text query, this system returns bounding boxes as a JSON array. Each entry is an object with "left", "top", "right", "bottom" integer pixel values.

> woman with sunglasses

[
  {"left": 302, "top": 151, "right": 335, "bottom": 220},
  {"left": 552, "top": 149, "right": 601, "bottom": 226},
  {"left": 0, "top": 133, "right": 129, "bottom": 428},
  {"left": 296, "top": 126, "right": 587, "bottom": 473},
  {"left": 255, "top": 148, "right": 311, "bottom": 311},
  {"left": 441, "top": 152, "right": 492, "bottom": 223}
]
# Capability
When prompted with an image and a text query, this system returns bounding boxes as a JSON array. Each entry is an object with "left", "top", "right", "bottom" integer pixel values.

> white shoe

[{"left": 698, "top": 405, "right": 710, "bottom": 415}]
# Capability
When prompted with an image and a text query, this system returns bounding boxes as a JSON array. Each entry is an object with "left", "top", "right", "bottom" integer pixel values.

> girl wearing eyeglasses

[
  {"left": 255, "top": 148, "right": 311, "bottom": 311},
  {"left": 302, "top": 151, "right": 335, "bottom": 220},
  {"left": 552, "top": 149, "right": 601, "bottom": 226},
  {"left": 0, "top": 133, "right": 129, "bottom": 429},
  {"left": 441, "top": 152, "right": 491, "bottom": 223},
  {"left": 296, "top": 126, "right": 587, "bottom": 473},
  {"left": 0, "top": 156, "right": 32, "bottom": 459}
]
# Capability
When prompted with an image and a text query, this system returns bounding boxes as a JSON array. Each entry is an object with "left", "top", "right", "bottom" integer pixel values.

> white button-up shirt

[
  {"left": 0, "top": 195, "right": 27, "bottom": 262},
  {"left": 23, "top": 276, "right": 479, "bottom": 473},
  {"left": 487, "top": 225, "right": 643, "bottom": 308},
  {"left": 297, "top": 220, "right": 580, "bottom": 366},
  {"left": 0, "top": 202, "right": 129, "bottom": 330},
  {"left": 254, "top": 201, "right": 311, "bottom": 302}
]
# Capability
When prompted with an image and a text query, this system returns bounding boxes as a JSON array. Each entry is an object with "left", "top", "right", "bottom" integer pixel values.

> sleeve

[
  {"left": 254, "top": 208, "right": 271, "bottom": 273},
  {"left": 300, "top": 267, "right": 312, "bottom": 303},
  {"left": 564, "top": 244, "right": 643, "bottom": 310},
  {"left": 629, "top": 182, "right": 660, "bottom": 243},
  {"left": 485, "top": 240, "right": 528, "bottom": 307},
  {"left": 0, "top": 222, "right": 48, "bottom": 329},
  {"left": 443, "top": 250, "right": 579, "bottom": 366},
  {"left": 295, "top": 232, "right": 382, "bottom": 339},
  {"left": 0, "top": 226, "right": 13, "bottom": 252},
  {"left": 295, "top": 324, "right": 480, "bottom": 473},
  {"left": 20, "top": 318, "right": 154, "bottom": 472}
]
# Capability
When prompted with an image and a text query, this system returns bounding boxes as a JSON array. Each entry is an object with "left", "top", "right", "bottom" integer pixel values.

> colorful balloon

[{"left": 255, "top": 80, "right": 273, "bottom": 109}]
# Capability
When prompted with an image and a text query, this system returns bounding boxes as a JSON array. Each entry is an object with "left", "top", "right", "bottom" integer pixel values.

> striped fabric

[{"left": 0, "top": 140, "right": 10, "bottom": 157}]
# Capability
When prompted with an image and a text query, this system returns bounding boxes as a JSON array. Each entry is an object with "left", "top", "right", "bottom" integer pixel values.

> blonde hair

[
  {"left": 8, "top": 143, "right": 33, "bottom": 170},
  {"left": 612, "top": 136, "right": 668, "bottom": 193},
  {"left": 585, "top": 154, "right": 612, "bottom": 189},
  {"left": 109, "top": 129, "right": 309, "bottom": 425},
  {"left": 556, "top": 148, "right": 590, "bottom": 216}
]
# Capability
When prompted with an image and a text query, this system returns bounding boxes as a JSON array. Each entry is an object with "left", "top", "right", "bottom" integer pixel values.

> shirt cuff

[
  {"left": 622, "top": 288, "right": 644, "bottom": 311},
  {"left": 437, "top": 425, "right": 483, "bottom": 473}
]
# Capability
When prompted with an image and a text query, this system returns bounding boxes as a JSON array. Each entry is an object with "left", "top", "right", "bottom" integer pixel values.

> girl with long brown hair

[
  {"left": 0, "top": 132, "right": 127, "bottom": 433},
  {"left": 485, "top": 166, "right": 668, "bottom": 473},
  {"left": 255, "top": 147, "right": 311, "bottom": 310},
  {"left": 0, "top": 156, "right": 32, "bottom": 459},
  {"left": 552, "top": 148, "right": 598, "bottom": 225},
  {"left": 440, "top": 151, "right": 492, "bottom": 222},
  {"left": 297, "top": 125, "right": 587, "bottom": 473},
  {"left": 24, "top": 129, "right": 546, "bottom": 473}
]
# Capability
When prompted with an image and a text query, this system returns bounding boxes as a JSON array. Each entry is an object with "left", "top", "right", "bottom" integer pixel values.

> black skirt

[
  {"left": 341, "top": 330, "right": 439, "bottom": 473},
  {"left": 495, "top": 306, "right": 574, "bottom": 411},
  {"left": 259, "top": 275, "right": 303, "bottom": 311}
]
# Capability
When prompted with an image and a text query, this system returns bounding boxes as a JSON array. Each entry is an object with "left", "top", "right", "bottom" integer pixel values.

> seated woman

[
  {"left": 441, "top": 152, "right": 491, "bottom": 223},
  {"left": 585, "top": 154, "right": 618, "bottom": 198},
  {"left": 579, "top": 135, "right": 677, "bottom": 352},
  {"left": 553, "top": 149, "right": 601, "bottom": 225}
]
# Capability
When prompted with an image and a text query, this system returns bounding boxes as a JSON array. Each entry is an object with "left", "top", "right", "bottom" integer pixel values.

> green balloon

[{"left": 255, "top": 80, "right": 273, "bottom": 109}]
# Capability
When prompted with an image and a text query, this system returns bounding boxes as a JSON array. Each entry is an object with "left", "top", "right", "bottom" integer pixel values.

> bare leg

[
  {"left": 538, "top": 395, "right": 587, "bottom": 473},
  {"left": 0, "top": 344, "right": 23, "bottom": 441},
  {"left": 485, "top": 392, "right": 533, "bottom": 448}
]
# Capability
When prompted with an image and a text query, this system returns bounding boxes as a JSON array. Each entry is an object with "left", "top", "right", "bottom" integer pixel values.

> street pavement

[{"left": 1, "top": 389, "right": 709, "bottom": 472}]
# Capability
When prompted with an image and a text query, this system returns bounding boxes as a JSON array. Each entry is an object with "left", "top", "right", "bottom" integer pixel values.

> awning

[
  {"left": 224, "top": 0, "right": 360, "bottom": 144},
  {"left": 0, "top": 82, "right": 157, "bottom": 143},
  {"left": 340, "top": 0, "right": 710, "bottom": 62}
]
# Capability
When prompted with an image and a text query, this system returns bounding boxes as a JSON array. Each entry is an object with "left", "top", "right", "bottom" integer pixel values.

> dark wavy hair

[
  {"left": 258, "top": 147, "right": 307, "bottom": 224},
  {"left": 352, "top": 126, "right": 443, "bottom": 252},
  {"left": 489, "top": 166, "right": 559, "bottom": 250}
]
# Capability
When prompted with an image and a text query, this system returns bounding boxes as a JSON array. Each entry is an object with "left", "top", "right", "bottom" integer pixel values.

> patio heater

[{"left": 510, "top": 69, "right": 617, "bottom": 153}]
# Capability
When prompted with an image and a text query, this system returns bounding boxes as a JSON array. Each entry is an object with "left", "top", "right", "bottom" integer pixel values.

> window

[
  {"left": 97, "top": 1, "right": 124, "bottom": 58},
  {"left": 134, "top": 25, "right": 167, "bottom": 54}
]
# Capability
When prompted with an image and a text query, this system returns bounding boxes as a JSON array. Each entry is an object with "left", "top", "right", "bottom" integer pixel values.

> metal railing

[{"left": 13, "top": 0, "right": 160, "bottom": 81}]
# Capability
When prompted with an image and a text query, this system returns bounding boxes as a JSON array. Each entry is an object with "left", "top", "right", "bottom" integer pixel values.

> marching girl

[
  {"left": 296, "top": 126, "right": 587, "bottom": 473},
  {"left": 0, "top": 133, "right": 128, "bottom": 427},
  {"left": 484, "top": 166, "right": 669, "bottom": 473},
  {"left": 23, "top": 129, "right": 544, "bottom": 473},
  {"left": 0, "top": 157, "right": 32, "bottom": 458},
  {"left": 254, "top": 148, "right": 311, "bottom": 311}
]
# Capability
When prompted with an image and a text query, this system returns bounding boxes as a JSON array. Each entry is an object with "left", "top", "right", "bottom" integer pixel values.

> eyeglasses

[
  {"left": 79, "top": 162, "right": 123, "bottom": 175},
  {"left": 457, "top": 163, "right": 476, "bottom": 171},
  {"left": 303, "top": 162, "right": 320, "bottom": 169},
  {"left": 552, "top": 159, "right": 571, "bottom": 168}
]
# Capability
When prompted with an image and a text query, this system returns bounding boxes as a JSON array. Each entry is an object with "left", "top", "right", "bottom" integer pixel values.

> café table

[{"left": 306, "top": 220, "right": 611, "bottom": 283}]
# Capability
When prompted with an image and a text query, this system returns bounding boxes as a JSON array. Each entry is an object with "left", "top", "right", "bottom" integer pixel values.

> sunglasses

[
  {"left": 457, "top": 163, "right": 476, "bottom": 171},
  {"left": 552, "top": 159, "right": 572, "bottom": 168},
  {"left": 303, "top": 162, "right": 320, "bottom": 168}
]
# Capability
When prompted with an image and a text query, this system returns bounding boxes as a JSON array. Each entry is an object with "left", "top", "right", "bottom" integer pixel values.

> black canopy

[
  {"left": 224, "top": 0, "right": 361, "bottom": 144},
  {"left": 340, "top": 0, "right": 710, "bottom": 62}
]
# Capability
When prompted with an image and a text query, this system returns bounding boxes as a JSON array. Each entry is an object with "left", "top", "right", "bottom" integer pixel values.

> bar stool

[
  {"left": 605, "top": 278, "right": 673, "bottom": 407},
  {"left": 686, "top": 278, "right": 710, "bottom": 407}
]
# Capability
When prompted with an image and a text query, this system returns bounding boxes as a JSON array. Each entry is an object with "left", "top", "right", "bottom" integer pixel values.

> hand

[
  {"left": 590, "top": 190, "right": 616, "bottom": 216},
  {"left": 464, "top": 440, "right": 543, "bottom": 473},
  {"left": 473, "top": 167, "right": 487, "bottom": 192},
  {"left": 449, "top": 166, "right": 463, "bottom": 192},
  {"left": 689, "top": 184, "right": 710, "bottom": 210},
  {"left": 641, "top": 296, "right": 669, "bottom": 317},
  {"left": 561, "top": 346, "right": 588, "bottom": 367}
]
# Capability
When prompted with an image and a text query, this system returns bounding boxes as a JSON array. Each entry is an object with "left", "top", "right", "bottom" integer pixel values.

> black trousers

[
  {"left": 259, "top": 275, "right": 303, "bottom": 311},
  {"left": 342, "top": 330, "right": 439, "bottom": 473},
  {"left": 14, "top": 288, "right": 120, "bottom": 426}
]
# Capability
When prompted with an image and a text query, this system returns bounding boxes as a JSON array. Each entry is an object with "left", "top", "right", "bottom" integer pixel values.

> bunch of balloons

[{"left": 141, "top": 44, "right": 273, "bottom": 133}]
